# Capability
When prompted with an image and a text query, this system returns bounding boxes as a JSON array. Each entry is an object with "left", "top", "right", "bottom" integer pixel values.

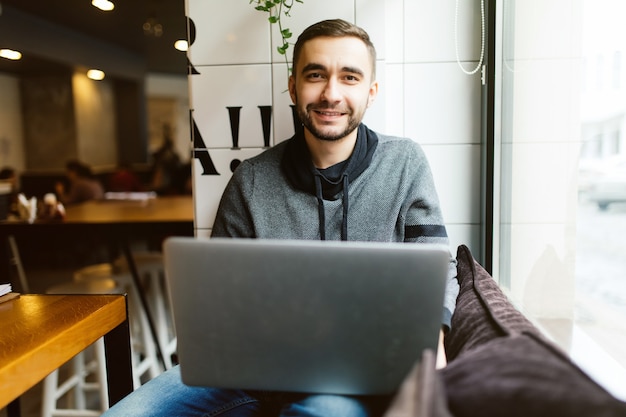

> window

[{"left": 493, "top": 0, "right": 626, "bottom": 400}]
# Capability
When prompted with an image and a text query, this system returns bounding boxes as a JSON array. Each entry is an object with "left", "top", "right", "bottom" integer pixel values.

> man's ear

[
  {"left": 367, "top": 80, "right": 379, "bottom": 108},
  {"left": 288, "top": 75, "right": 297, "bottom": 104}
]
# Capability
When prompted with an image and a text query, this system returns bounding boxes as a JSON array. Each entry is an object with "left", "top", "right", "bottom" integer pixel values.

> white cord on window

[{"left": 455, "top": 0, "right": 485, "bottom": 75}]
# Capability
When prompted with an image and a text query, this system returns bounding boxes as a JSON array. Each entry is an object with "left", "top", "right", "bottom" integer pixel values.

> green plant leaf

[{"left": 277, "top": 43, "right": 289, "bottom": 55}]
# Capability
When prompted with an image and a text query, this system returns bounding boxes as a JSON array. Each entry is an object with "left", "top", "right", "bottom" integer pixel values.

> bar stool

[
  {"left": 42, "top": 279, "right": 121, "bottom": 417},
  {"left": 112, "top": 251, "right": 177, "bottom": 368},
  {"left": 72, "top": 262, "right": 163, "bottom": 387}
]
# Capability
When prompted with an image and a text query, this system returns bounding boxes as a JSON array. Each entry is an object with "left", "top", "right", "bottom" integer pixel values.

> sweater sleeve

[{"left": 402, "top": 143, "right": 459, "bottom": 330}]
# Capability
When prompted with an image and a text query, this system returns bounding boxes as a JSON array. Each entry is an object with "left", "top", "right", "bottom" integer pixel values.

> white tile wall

[
  {"left": 354, "top": 0, "right": 387, "bottom": 60},
  {"left": 381, "top": 63, "right": 405, "bottom": 137},
  {"left": 447, "top": 224, "right": 481, "bottom": 257},
  {"left": 361, "top": 61, "right": 386, "bottom": 133},
  {"left": 404, "top": 0, "right": 484, "bottom": 63},
  {"left": 192, "top": 148, "right": 266, "bottom": 230},
  {"left": 187, "top": 1, "right": 270, "bottom": 65},
  {"left": 382, "top": 0, "right": 404, "bottom": 64},
  {"left": 190, "top": 65, "right": 273, "bottom": 149},
  {"left": 404, "top": 63, "right": 482, "bottom": 145},
  {"left": 271, "top": 63, "right": 298, "bottom": 145},
  {"left": 422, "top": 143, "right": 481, "bottom": 225}
]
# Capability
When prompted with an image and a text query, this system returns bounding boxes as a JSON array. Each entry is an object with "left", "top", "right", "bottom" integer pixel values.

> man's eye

[{"left": 307, "top": 72, "right": 323, "bottom": 79}]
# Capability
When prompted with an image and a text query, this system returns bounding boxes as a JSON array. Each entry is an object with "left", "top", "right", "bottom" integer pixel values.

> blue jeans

[{"left": 102, "top": 366, "right": 390, "bottom": 417}]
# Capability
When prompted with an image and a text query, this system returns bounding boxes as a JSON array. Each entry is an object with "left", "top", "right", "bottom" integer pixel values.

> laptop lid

[{"left": 163, "top": 237, "right": 449, "bottom": 395}]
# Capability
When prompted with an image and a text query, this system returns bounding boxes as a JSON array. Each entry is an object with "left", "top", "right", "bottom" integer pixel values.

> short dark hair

[
  {"left": 291, "top": 19, "right": 377, "bottom": 80},
  {"left": 66, "top": 160, "right": 93, "bottom": 178}
]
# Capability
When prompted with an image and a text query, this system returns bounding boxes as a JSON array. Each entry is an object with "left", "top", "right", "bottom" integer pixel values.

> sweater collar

[
  {"left": 281, "top": 124, "right": 379, "bottom": 241},
  {"left": 281, "top": 123, "right": 379, "bottom": 200}
]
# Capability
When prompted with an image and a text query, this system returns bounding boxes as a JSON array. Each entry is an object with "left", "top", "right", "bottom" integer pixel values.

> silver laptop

[{"left": 163, "top": 237, "right": 449, "bottom": 395}]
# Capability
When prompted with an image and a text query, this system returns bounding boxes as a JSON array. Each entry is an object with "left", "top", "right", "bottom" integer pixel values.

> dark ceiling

[{"left": 0, "top": 0, "right": 188, "bottom": 76}]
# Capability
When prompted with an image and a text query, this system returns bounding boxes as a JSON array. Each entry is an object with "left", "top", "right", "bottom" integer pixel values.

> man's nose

[{"left": 321, "top": 78, "right": 341, "bottom": 102}]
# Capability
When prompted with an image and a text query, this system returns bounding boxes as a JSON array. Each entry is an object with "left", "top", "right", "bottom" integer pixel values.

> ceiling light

[
  {"left": 92, "top": 0, "right": 114, "bottom": 12},
  {"left": 87, "top": 69, "right": 105, "bottom": 80},
  {"left": 174, "top": 40, "right": 188, "bottom": 52},
  {"left": 0, "top": 49, "right": 22, "bottom": 60}
]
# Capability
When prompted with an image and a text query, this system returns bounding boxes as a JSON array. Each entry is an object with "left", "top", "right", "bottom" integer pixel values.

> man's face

[{"left": 289, "top": 36, "right": 378, "bottom": 143}]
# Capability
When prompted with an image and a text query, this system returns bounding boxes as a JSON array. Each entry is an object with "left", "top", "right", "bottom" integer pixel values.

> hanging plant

[{"left": 249, "top": 0, "right": 304, "bottom": 75}]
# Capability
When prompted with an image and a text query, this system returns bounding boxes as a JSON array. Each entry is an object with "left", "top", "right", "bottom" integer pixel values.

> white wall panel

[
  {"left": 355, "top": 0, "right": 386, "bottom": 60},
  {"left": 382, "top": 63, "right": 405, "bottom": 137},
  {"left": 404, "top": 0, "right": 484, "bottom": 64},
  {"left": 382, "top": 0, "right": 404, "bottom": 63},
  {"left": 447, "top": 224, "right": 481, "bottom": 258},
  {"left": 361, "top": 61, "right": 386, "bottom": 133},
  {"left": 192, "top": 148, "right": 266, "bottom": 229},
  {"left": 271, "top": 63, "right": 297, "bottom": 145},
  {"left": 187, "top": 0, "right": 270, "bottom": 66},
  {"left": 404, "top": 62, "right": 481, "bottom": 145},
  {"left": 190, "top": 65, "right": 273, "bottom": 149},
  {"left": 422, "top": 143, "right": 481, "bottom": 225}
]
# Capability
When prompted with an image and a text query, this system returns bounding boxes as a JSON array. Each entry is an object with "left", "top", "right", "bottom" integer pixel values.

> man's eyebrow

[
  {"left": 342, "top": 66, "right": 365, "bottom": 77},
  {"left": 301, "top": 63, "right": 326, "bottom": 74},
  {"left": 300, "top": 63, "right": 365, "bottom": 77}
]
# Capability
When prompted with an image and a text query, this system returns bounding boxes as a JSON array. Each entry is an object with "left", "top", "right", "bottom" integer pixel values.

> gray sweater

[{"left": 212, "top": 126, "right": 459, "bottom": 328}]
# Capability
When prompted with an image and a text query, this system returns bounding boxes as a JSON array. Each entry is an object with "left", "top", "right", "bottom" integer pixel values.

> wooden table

[
  {"left": 62, "top": 195, "right": 194, "bottom": 225},
  {"left": 0, "top": 196, "right": 195, "bottom": 369},
  {"left": 0, "top": 294, "right": 133, "bottom": 416}
]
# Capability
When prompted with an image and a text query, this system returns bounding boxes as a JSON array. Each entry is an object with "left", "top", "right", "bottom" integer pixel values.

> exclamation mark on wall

[
  {"left": 258, "top": 106, "right": 272, "bottom": 148},
  {"left": 227, "top": 106, "right": 242, "bottom": 149}
]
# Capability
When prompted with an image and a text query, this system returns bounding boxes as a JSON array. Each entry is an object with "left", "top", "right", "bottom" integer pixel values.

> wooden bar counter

[{"left": 0, "top": 294, "right": 133, "bottom": 413}]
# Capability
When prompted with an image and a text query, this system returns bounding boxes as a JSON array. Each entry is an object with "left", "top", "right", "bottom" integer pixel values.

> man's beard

[{"left": 295, "top": 100, "right": 363, "bottom": 142}]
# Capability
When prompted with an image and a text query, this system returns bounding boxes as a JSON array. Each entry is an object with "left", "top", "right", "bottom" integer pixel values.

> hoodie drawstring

[
  {"left": 314, "top": 174, "right": 326, "bottom": 240},
  {"left": 314, "top": 172, "right": 350, "bottom": 241},
  {"left": 341, "top": 174, "right": 349, "bottom": 241}
]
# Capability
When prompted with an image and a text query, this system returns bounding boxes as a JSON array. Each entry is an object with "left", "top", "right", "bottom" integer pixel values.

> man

[{"left": 103, "top": 18, "right": 458, "bottom": 417}]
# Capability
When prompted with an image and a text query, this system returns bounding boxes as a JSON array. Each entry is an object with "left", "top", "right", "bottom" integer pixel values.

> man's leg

[
  {"left": 280, "top": 393, "right": 391, "bottom": 417},
  {"left": 102, "top": 366, "right": 260, "bottom": 417}
]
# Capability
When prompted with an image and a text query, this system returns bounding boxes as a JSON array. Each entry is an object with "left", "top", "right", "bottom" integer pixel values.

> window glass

[{"left": 497, "top": 0, "right": 626, "bottom": 399}]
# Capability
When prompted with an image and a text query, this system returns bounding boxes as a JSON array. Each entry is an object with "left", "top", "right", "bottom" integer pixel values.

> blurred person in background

[{"left": 55, "top": 160, "right": 104, "bottom": 205}]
